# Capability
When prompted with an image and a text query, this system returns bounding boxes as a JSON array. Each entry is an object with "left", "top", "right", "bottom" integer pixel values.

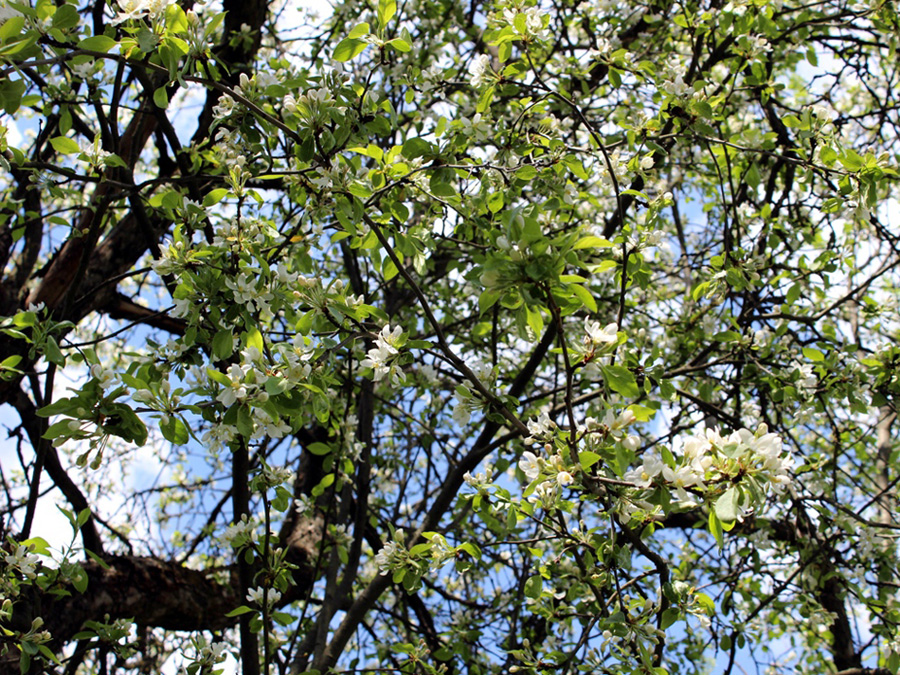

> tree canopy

[{"left": 1, "top": 0, "right": 899, "bottom": 673}]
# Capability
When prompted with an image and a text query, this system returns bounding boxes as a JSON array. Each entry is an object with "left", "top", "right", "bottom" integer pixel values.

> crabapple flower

[
  {"left": 623, "top": 453, "right": 664, "bottom": 488},
  {"left": 360, "top": 324, "right": 405, "bottom": 385},
  {"left": 623, "top": 435, "right": 641, "bottom": 451},
  {"left": 792, "top": 362, "right": 817, "bottom": 392},
  {"left": 518, "top": 451, "right": 541, "bottom": 481},
  {"left": 5, "top": 545, "right": 39, "bottom": 579},
  {"left": 623, "top": 423, "right": 792, "bottom": 521},
  {"left": 603, "top": 408, "right": 636, "bottom": 432},
  {"left": 469, "top": 54, "right": 493, "bottom": 87},
  {"left": 222, "top": 515, "right": 255, "bottom": 547},
  {"left": 452, "top": 400, "right": 472, "bottom": 426},
  {"left": 375, "top": 540, "right": 407, "bottom": 575},
  {"left": 112, "top": 0, "right": 169, "bottom": 24},
  {"left": 246, "top": 586, "right": 281, "bottom": 608},
  {"left": 217, "top": 364, "right": 251, "bottom": 407},
  {"left": 525, "top": 412, "right": 555, "bottom": 443},
  {"left": 585, "top": 319, "right": 618, "bottom": 346},
  {"left": 90, "top": 364, "right": 116, "bottom": 389}
]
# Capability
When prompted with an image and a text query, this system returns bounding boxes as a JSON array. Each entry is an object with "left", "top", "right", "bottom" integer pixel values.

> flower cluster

[
  {"left": 225, "top": 272, "right": 275, "bottom": 319},
  {"left": 525, "top": 411, "right": 556, "bottom": 444},
  {"left": 469, "top": 54, "right": 493, "bottom": 87},
  {"left": 584, "top": 319, "right": 618, "bottom": 347},
  {"left": 500, "top": 5, "right": 550, "bottom": 41},
  {"left": 187, "top": 637, "right": 228, "bottom": 673},
  {"left": 517, "top": 447, "right": 576, "bottom": 508},
  {"left": 623, "top": 423, "right": 792, "bottom": 515},
  {"left": 660, "top": 55, "right": 691, "bottom": 98},
  {"left": 222, "top": 514, "right": 256, "bottom": 548},
  {"left": 246, "top": 586, "right": 282, "bottom": 609},
  {"left": 374, "top": 540, "right": 408, "bottom": 576},
  {"left": 597, "top": 408, "right": 639, "bottom": 446},
  {"left": 359, "top": 324, "right": 405, "bottom": 386},
  {"left": 112, "top": 0, "right": 170, "bottom": 25},
  {"left": 4, "top": 544, "right": 40, "bottom": 579}
]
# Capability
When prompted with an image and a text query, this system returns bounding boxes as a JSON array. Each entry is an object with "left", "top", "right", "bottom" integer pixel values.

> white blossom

[
  {"left": 360, "top": 324, "right": 405, "bottom": 386},
  {"left": 469, "top": 54, "right": 492, "bottom": 87},
  {"left": 222, "top": 516, "right": 255, "bottom": 547},
  {"left": 90, "top": 363, "right": 116, "bottom": 389},
  {"left": 518, "top": 451, "right": 541, "bottom": 481},
  {"left": 246, "top": 586, "right": 281, "bottom": 608},
  {"left": 624, "top": 453, "right": 664, "bottom": 488},
  {"left": 585, "top": 319, "right": 618, "bottom": 346},
  {"left": 112, "top": 0, "right": 170, "bottom": 24},
  {"left": 5, "top": 545, "right": 40, "bottom": 579},
  {"left": 374, "top": 541, "right": 406, "bottom": 575},
  {"left": 525, "top": 412, "right": 555, "bottom": 443}
]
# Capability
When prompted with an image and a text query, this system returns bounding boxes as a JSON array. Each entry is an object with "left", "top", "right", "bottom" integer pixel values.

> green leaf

[
  {"left": 387, "top": 37, "right": 410, "bottom": 52},
  {"left": 402, "top": 137, "right": 432, "bottom": 159},
  {"left": 347, "top": 22, "right": 370, "bottom": 39},
  {"left": 212, "top": 329, "right": 234, "bottom": 360},
  {"left": 785, "top": 282, "right": 802, "bottom": 306},
  {"left": 160, "top": 415, "right": 189, "bottom": 444},
  {"left": 105, "top": 403, "right": 148, "bottom": 446},
  {"left": 0, "top": 16, "right": 25, "bottom": 41},
  {"left": 708, "top": 509, "right": 725, "bottom": 548},
  {"left": 430, "top": 173, "right": 456, "bottom": 197},
  {"left": 85, "top": 549, "right": 110, "bottom": 569},
  {"left": 573, "top": 235, "right": 612, "bottom": 249},
  {"left": 20, "top": 537, "right": 51, "bottom": 555},
  {"left": 38, "top": 396, "right": 81, "bottom": 418},
  {"left": 579, "top": 450, "right": 602, "bottom": 470},
  {"left": 569, "top": 284, "right": 597, "bottom": 312},
  {"left": 78, "top": 35, "right": 117, "bottom": 52},
  {"left": 206, "top": 367, "right": 231, "bottom": 387},
  {"left": 71, "top": 567, "right": 88, "bottom": 593},
  {"left": 52, "top": 4, "right": 79, "bottom": 28},
  {"left": 43, "top": 336, "right": 65, "bottom": 365},
  {"left": 838, "top": 149, "right": 864, "bottom": 172},
  {"left": 458, "top": 541, "right": 481, "bottom": 559},
  {"left": 225, "top": 605, "right": 256, "bottom": 617},
  {"left": 76, "top": 507, "right": 91, "bottom": 530},
  {"left": 714, "top": 486, "right": 740, "bottom": 526},
  {"left": 802, "top": 347, "right": 824, "bottom": 361},
  {"left": 153, "top": 86, "right": 168, "bottom": 109},
  {"left": 660, "top": 607, "right": 680, "bottom": 630},
  {"left": 691, "top": 281, "right": 710, "bottom": 301},
  {"left": 236, "top": 404, "right": 253, "bottom": 437},
  {"left": 0, "top": 354, "right": 22, "bottom": 371},
  {"left": 312, "top": 473, "right": 335, "bottom": 497},
  {"left": 487, "top": 191, "right": 504, "bottom": 213},
  {"left": 377, "top": 0, "right": 397, "bottom": 26},
  {"left": 712, "top": 330, "right": 741, "bottom": 342},
  {"left": 524, "top": 304, "right": 544, "bottom": 337},
  {"left": 244, "top": 327, "right": 264, "bottom": 352},
  {"left": 49, "top": 136, "right": 80, "bottom": 155},
  {"left": 308, "top": 442, "right": 332, "bottom": 456},
  {"left": 627, "top": 404, "right": 656, "bottom": 422},
  {"left": 478, "top": 289, "right": 501, "bottom": 313},
  {"left": 333, "top": 38, "right": 368, "bottom": 62},
  {"left": 272, "top": 611, "right": 295, "bottom": 626},
  {"left": 524, "top": 574, "right": 543, "bottom": 599},
  {"left": 272, "top": 485, "right": 292, "bottom": 512},
  {"left": 201, "top": 188, "right": 229, "bottom": 207},
  {"left": 602, "top": 365, "right": 639, "bottom": 398}
]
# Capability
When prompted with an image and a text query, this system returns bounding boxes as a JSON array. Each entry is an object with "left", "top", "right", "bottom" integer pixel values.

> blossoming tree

[{"left": 1, "top": 0, "right": 899, "bottom": 673}]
